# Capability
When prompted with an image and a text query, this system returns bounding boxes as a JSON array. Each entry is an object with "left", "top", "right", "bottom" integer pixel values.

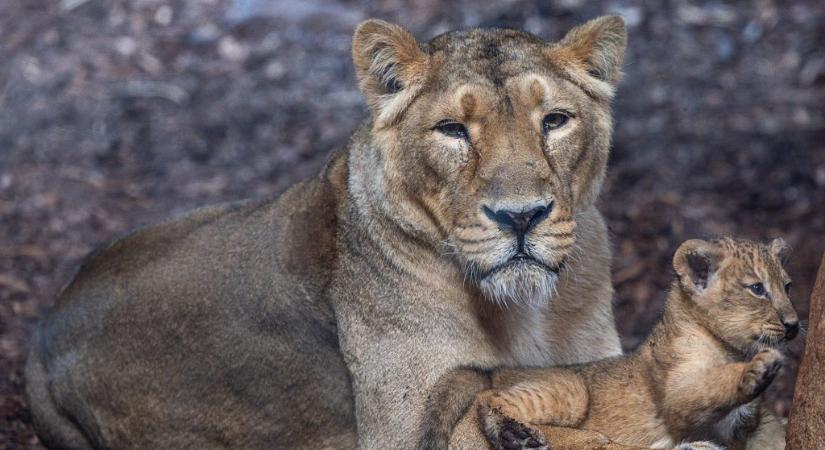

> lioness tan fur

[
  {"left": 435, "top": 238, "right": 796, "bottom": 450},
  {"left": 26, "top": 16, "right": 775, "bottom": 450}
]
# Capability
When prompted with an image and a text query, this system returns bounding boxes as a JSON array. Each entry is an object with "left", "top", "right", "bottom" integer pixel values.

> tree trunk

[{"left": 786, "top": 252, "right": 825, "bottom": 450}]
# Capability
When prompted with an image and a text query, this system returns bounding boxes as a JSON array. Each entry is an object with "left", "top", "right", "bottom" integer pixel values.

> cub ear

[
  {"left": 352, "top": 19, "right": 429, "bottom": 127},
  {"left": 769, "top": 237, "right": 791, "bottom": 264},
  {"left": 551, "top": 15, "right": 627, "bottom": 87},
  {"left": 673, "top": 239, "right": 724, "bottom": 293}
]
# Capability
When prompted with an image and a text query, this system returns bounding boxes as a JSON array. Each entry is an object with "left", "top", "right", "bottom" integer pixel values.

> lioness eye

[
  {"left": 748, "top": 282, "right": 766, "bottom": 296},
  {"left": 542, "top": 113, "right": 569, "bottom": 132},
  {"left": 784, "top": 282, "right": 792, "bottom": 294},
  {"left": 434, "top": 121, "right": 469, "bottom": 140}
]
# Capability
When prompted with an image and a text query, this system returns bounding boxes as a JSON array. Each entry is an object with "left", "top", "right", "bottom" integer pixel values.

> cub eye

[
  {"left": 434, "top": 121, "right": 469, "bottom": 140},
  {"left": 747, "top": 282, "right": 766, "bottom": 296},
  {"left": 542, "top": 113, "right": 569, "bottom": 132},
  {"left": 784, "top": 282, "right": 792, "bottom": 294}
]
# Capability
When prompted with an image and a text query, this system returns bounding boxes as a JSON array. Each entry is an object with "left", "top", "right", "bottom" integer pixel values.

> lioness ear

[
  {"left": 352, "top": 19, "right": 429, "bottom": 127},
  {"left": 551, "top": 15, "right": 627, "bottom": 87},
  {"left": 673, "top": 239, "right": 723, "bottom": 293},
  {"left": 770, "top": 237, "right": 791, "bottom": 264}
]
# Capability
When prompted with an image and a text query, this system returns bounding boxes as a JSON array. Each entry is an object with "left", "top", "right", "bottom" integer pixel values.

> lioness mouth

[{"left": 481, "top": 253, "right": 562, "bottom": 279}]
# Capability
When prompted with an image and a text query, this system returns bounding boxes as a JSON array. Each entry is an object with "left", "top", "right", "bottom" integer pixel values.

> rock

[
  {"left": 187, "top": 23, "right": 222, "bottom": 46},
  {"left": 217, "top": 36, "right": 249, "bottom": 62},
  {"left": 677, "top": 3, "right": 737, "bottom": 26},
  {"left": 61, "top": 0, "right": 90, "bottom": 11},
  {"left": 154, "top": 5, "right": 173, "bottom": 27},
  {"left": 742, "top": 20, "right": 762, "bottom": 43},
  {"left": 224, "top": 0, "right": 364, "bottom": 26},
  {"left": 114, "top": 36, "right": 137, "bottom": 56},
  {"left": 799, "top": 56, "right": 825, "bottom": 86}
]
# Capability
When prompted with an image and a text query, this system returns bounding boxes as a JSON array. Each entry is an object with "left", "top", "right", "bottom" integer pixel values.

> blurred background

[{"left": 1, "top": 0, "right": 823, "bottom": 447}]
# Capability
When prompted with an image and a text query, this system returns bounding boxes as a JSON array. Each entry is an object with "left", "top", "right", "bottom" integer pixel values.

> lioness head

[
  {"left": 673, "top": 238, "right": 800, "bottom": 354},
  {"left": 350, "top": 17, "right": 626, "bottom": 306}
]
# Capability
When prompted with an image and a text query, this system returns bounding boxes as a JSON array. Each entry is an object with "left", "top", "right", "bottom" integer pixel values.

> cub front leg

[
  {"left": 737, "top": 349, "right": 783, "bottom": 403},
  {"left": 742, "top": 404, "right": 786, "bottom": 450},
  {"left": 713, "top": 397, "right": 785, "bottom": 449},
  {"left": 480, "top": 408, "right": 725, "bottom": 450},
  {"left": 477, "top": 374, "right": 590, "bottom": 428},
  {"left": 530, "top": 423, "right": 725, "bottom": 450},
  {"left": 664, "top": 349, "right": 783, "bottom": 432},
  {"left": 474, "top": 373, "right": 588, "bottom": 450}
]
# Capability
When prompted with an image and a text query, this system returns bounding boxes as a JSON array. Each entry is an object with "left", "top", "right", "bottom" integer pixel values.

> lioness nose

[
  {"left": 483, "top": 201, "right": 554, "bottom": 235},
  {"left": 783, "top": 320, "right": 799, "bottom": 340}
]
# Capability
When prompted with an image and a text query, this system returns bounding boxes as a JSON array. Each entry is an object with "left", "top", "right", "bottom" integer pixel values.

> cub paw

[
  {"left": 740, "top": 348, "right": 783, "bottom": 399},
  {"left": 478, "top": 404, "right": 549, "bottom": 450},
  {"left": 675, "top": 441, "right": 724, "bottom": 450}
]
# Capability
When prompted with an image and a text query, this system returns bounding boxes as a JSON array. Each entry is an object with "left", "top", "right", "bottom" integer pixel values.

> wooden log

[{"left": 787, "top": 252, "right": 825, "bottom": 449}]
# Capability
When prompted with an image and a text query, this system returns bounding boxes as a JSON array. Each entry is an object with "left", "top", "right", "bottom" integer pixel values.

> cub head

[
  {"left": 673, "top": 238, "right": 799, "bottom": 354},
  {"left": 351, "top": 17, "right": 627, "bottom": 307}
]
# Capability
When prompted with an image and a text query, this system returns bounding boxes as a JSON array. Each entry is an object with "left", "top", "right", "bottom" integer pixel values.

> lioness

[
  {"left": 431, "top": 238, "right": 796, "bottom": 450},
  {"left": 22, "top": 16, "right": 768, "bottom": 450}
]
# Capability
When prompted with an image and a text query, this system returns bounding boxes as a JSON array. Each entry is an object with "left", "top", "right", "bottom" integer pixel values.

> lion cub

[{"left": 455, "top": 238, "right": 798, "bottom": 450}]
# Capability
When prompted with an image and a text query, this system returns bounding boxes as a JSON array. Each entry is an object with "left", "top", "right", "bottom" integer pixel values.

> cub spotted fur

[{"left": 433, "top": 238, "right": 797, "bottom": 450}]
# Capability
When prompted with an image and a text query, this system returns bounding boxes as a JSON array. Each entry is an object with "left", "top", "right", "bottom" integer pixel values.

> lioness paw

[
  {"left": 740, "top": 349, "right": 783, "bottom": 399},
  {"left": 479, "top": 404, "right": 549, "bottom": 450}
]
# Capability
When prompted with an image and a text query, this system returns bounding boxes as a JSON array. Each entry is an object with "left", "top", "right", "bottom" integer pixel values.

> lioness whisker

[
  {"left": 454, "top": 235, "right": 501, "bottom": 244},
  {"left": 537, "top": 232, "right": 575, "bottom": 239}
]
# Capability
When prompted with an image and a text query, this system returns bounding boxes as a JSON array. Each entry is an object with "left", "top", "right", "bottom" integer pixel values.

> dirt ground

[{"left": 1, "top": 0, "right": 823, "bottom": 447}]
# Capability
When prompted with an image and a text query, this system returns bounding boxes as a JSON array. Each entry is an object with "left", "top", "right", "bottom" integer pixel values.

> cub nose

[
  {"left": 783, "top": 320, "right": 799, "bottom": 340},
  {"left": 483, "top": 201, "right": 554, "bottom": 235}
]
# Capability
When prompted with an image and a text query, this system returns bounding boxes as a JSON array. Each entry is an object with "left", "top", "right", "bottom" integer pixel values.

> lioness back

[{"left": 26, "top": 173, "right": 357, "bottom": 449}]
